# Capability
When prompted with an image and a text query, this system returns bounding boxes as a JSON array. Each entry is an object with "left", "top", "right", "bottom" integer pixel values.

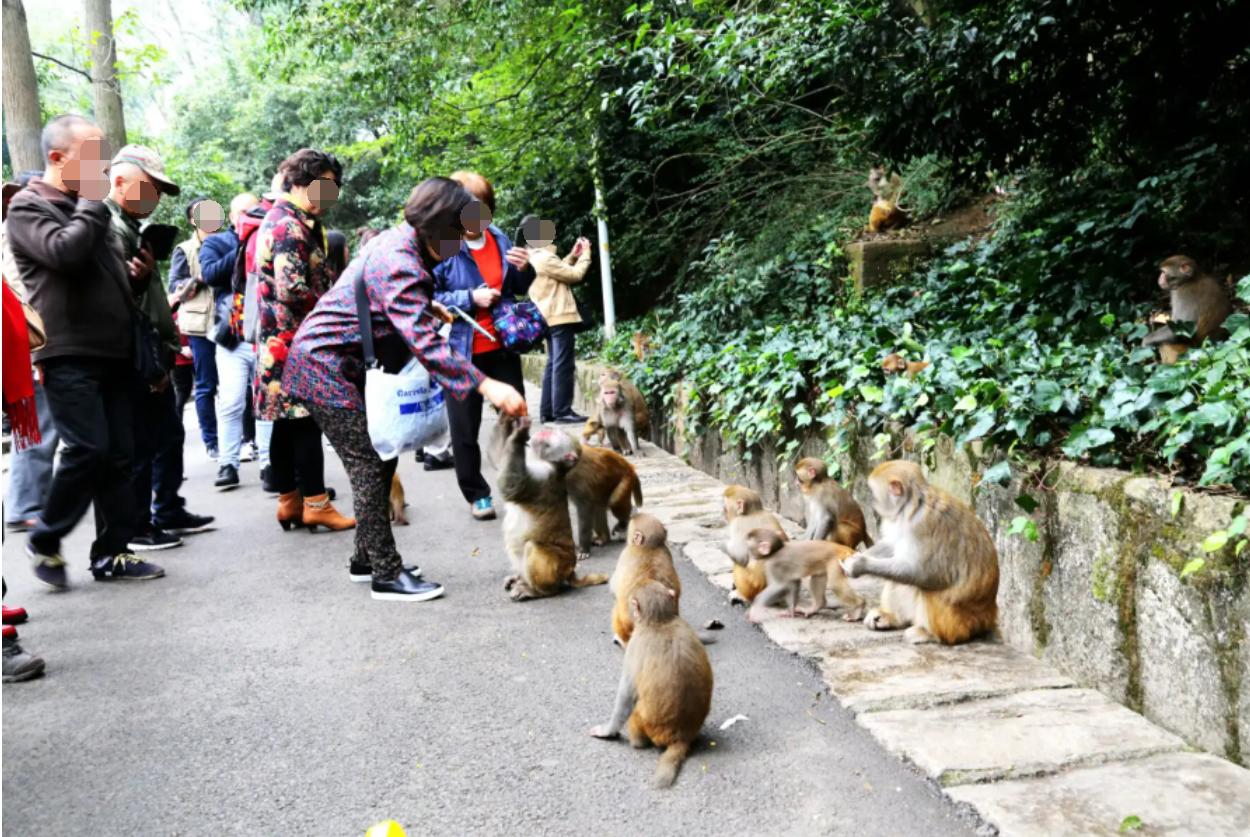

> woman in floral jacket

[{"left": 253, "top": 148, "right": 354, "bottom": 532}]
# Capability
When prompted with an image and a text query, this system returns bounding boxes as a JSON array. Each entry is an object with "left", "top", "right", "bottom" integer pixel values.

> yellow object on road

[{"left": 366, "top": 820, "right": 407, "bottom": 837}]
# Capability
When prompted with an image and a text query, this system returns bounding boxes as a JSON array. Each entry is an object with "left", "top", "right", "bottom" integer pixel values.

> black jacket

[{"left": 6, "top": 178, "right": 131, "bottom": 362}]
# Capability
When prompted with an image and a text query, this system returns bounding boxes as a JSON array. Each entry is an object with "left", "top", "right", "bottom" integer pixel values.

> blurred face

[
  {"left": 460, "top": 200, "right": 492, "bottom": 239},
  {"left": 113, "top": 165, "right": 162, "bottom": 218},
  {"left": 301, "top": 171, "right": 339, "bottom": 217},
  {"left": 522, "top": 217, "right": 556, "bottom": 248},
  {"left": 56, "top": 127, "right": 109, "bottom": 199},
  {"left": 193, "top": 200, "right": 224, "bottom": 237}
]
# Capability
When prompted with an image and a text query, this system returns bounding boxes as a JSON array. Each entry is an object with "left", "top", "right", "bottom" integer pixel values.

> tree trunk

[
  {"left": 2, "top": 0, "right": 45, "bottom": 174},
  {"left": 83, "top": 0, "right": 126, "bottom": 150}
]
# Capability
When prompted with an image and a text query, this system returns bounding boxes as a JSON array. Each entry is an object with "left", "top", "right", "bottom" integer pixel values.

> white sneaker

[{"left": 240, "top": 442, "right": 258, "bottom": 463}]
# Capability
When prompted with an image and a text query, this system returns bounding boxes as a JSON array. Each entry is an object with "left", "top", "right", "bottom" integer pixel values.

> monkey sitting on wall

[
  {"left": 497, "top": 418, "right": 608, "bottom": 601},
  {"left": 609, "top": 514, "right": 681, "bottom": 646},
  {"left": 841, "top": 460, "right": 999, "bottom": 645},
  {"left": 1142, "top": 255, "right": 1233, "bottom": 365},
  {"left": 744, "top": 529, "right": 864, "bottom": 623},
  {"left": 595, "top": 368, "right": 651, "bottom": 456},
  {"left": 722, "top": 485, "right": 787, "bottom": 604},
  {"left": 589, "top": 581, "right": 713, "bottom": 788},
  {"left": 865, "top": 167, "right": 909, "bottom": 234},
  {"left": 794, "top": 457, "right": 872, "bottom": 548}
]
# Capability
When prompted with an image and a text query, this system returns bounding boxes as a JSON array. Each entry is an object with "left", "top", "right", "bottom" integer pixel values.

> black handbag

[{"left": 210, "top": 292, "right": 240, "bottom": 350}]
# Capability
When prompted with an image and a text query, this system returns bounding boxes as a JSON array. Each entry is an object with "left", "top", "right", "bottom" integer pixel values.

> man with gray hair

[{"left": 5, "top": 115, "right": 163, "bottom": 585}]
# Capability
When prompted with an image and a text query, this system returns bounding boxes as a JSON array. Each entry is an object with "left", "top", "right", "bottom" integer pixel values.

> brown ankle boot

[
  {"left": 277, "top": 491, "right": 303, "bottom": 531},
  {"left": 303, "top": 493, "right": 355, "bottom": 532}
]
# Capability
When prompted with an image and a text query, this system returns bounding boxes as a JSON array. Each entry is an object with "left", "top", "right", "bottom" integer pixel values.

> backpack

[{"left": 236, "top": 204, "right": 268, "bottom": 344}]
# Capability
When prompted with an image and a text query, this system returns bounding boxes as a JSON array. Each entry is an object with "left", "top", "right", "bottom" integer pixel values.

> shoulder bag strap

[{"left": 354, "top": 272, "right": 376, "bottom": 368}]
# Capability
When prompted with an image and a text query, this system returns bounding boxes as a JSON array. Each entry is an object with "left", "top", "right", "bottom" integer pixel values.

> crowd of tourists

[{"left": 1, "top": 113, "right": 595, "bottom": 681}]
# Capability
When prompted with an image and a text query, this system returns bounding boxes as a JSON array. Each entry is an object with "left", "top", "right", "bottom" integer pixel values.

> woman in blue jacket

[{"left": 433, "top": 171, "right": 533, "bottom": 521}]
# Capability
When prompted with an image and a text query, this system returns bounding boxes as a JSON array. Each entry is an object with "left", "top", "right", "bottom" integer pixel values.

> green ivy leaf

[
  {"left": 1202, "top": 530, "right": 1230, "bottom": 552},
  {"left": 1119, "top": 815, "right": 1143, "bottom": 833},
  {"left": 982, "top": 460, "right": 1012, "bottom": 486},
  {"left": 1170, "top": 491, "right": 1183, "bottom": 519},
  {"left": 1015, "top": 493, "right": 1040, "bottom": 513},
  {"left": 1179, "top": 558, "right": 1205, "bottom": 579},
  {"left": 1008, "top": 516, "right": 1040, "bottom": 542},
  {"left": 955, "top": 394, "right": 977, "bottom": 411}
]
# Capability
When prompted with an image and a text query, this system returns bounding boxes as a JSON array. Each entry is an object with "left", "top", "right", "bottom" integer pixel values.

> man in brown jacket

[{"left": 6, "top": 115, "right": 165, "bottom": 586}]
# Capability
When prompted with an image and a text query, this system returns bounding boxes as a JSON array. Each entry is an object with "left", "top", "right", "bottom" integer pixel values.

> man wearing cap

[
  {"left": 105, "top": 145, "right": 215, "bottom": 554},
  {"left": 6, "top": 114, "right": 161, "bottom": 585}
]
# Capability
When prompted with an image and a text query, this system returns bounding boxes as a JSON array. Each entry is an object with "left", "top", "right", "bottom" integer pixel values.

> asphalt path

[{"left": 2, "top": 410, "right": 978, "bottom": 836}]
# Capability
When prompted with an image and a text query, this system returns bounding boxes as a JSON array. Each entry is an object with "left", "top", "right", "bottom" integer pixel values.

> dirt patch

[{"left": 858, "top": 194, "right": 1001, "bottom": 244}]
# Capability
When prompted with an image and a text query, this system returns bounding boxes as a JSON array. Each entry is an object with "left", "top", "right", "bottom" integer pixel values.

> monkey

[
  {"left": 794, "top": 457, "right": 873, "bottom": 549},
  {"left": 840, "top": 460, "right": 999, "bottom": 645},
  {"left": 744, "top": 529, "right": 864, "bottom": 623},
  {"left": 563, "top": 434, "right": 645, "bottom": 559},
  {"left": 631, "top": 331, "right": 652, "bottom": 362},
  {"left": 496, "top": 418, "right": 609, "bottom": 601},
  {"left": 589, "top": 581, "right": 713, "bottom": 788},
  {"left": 389, "top": 473, "right": 408, "bottom": 526},
  {"left": 881, "top": 353, "right": 929, "bottom": 378},
  {"left": 1141, "top": 255, "right": 1233, "bottom": 364},
  {"left": 865, "top": 166, "right": 909, "bottom": 233},
  {"left": 609, "top": 514, "right": 681, "bottom": 646},
  {"left": 581, "top": 412, "right": 606, "bottom": 446},
  {"left": 597, "top": 368, "right": 651, "bottom": 456},
  {"left": 722, "top": 485, "right": 787, "bottom": 604}
]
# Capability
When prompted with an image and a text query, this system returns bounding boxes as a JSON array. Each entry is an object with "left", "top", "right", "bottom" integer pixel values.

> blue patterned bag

[{"left": 492, "top": 299, "right": 548, "bottom": 353}]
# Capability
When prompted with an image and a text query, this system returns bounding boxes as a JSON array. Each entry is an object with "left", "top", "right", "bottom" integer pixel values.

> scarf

[{"left": 2, "top": 280, "right": 40, "bottom": 450}]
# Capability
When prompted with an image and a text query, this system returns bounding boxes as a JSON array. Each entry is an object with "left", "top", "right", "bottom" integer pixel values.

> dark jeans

[
  {"left": 446, "top": 350, "right": 524, "bottom": 504},
  {"left": 130, "top": 380, "right": 186, "bottom": 531},
  {"left": 189, "top": 336, "right": 218, "bottom": 450},
  {"left": 269, "top": 416, "right": 326, "bottom": 496},
  {"left": 541, "top": 324, "right": 578, "bottom": 420},
  {"left": 172, "top": 363, "right": 193, "bottom": 417},
  {"left": 29, "top": 357, "right": 136, "bottom": 562}
]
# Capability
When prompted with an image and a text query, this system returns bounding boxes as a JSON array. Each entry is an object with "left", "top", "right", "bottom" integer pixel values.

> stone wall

[{"left": 522, "top": 354, "right": 1249, "bottom": 766}]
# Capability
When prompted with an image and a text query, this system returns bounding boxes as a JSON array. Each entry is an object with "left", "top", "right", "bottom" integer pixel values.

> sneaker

[
  {"left": 553, "top": 411, "right": 588, "bottom": 424},
  {"left": 154, "top": 509, "right": 215, "bottom": 535},
  {"left": 5, "top": 518, "right": 37, "bottom": 532},
  {"left": 90, "top": 553, "right": 165, "bottom": 581},
  {"left": 423, "top": 451, "right": 454, "bottom": 471},
  {"left": 128, "top": 529, "right": 184, "bottom": 552},
  {"left": 471, "top": 497, "right": 497, "bottom": 521},
  {"left": 207, "top": 445, "right": 219, "bottom": 460},
  {"left": 260, "top": 466, "right": 279, "bottom": 495},
  {"left": 370, "top": 569, "right": 445, "bottom": 602},
  {"left": 240, "top": 442, "right": 258, "bottom": 463},
  {"left": 349, "top": 559, "right": 422, "bottom": 583},
  {"left": 3, "top": 630, "right": 45, "bottom": 683},
  {"left": 2, "top": 606, "right": 29, "bottom": 626},
  {"left": 215, "top": 464, "right": 240, "bottom": 491},
  {"left": 25, "top": 543, "right": 68, "bottom": 590}
]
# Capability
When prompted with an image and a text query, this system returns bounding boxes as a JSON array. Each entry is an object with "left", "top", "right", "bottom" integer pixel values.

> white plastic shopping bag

[{"left": 363, "top": 358, "right": 449, "bottom": 461}]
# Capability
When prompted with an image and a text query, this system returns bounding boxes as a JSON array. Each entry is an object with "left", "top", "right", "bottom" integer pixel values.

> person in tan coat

[{"left": 518, "top": 215, "right": 592, "bottom": 423}]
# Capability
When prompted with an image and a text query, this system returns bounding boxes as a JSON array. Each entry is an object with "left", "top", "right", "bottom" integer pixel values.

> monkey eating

[
  {"left": 865, "top": 166, "right": 909, "bottom": 234},
  {"left": 564, "top": 435, "right": 644, "bottom": 559},
  {"left": 880, "top": 353, "right": 929, "bottom": 378},
  {"left": 794, "top": 457, "right": 873, "bottom": 549},
  {"left": 580, "top": 414, "right": 606, "bottom": 447},
  {"left": 589, "top": 581, "right": 713, "bottom": 788},
  {"left": 497, "top": 418, "right": 608, "bottom": 601},
  {"left": 609, "top": 513, "right": 681, "bottom": 646},
  {"left": 744, "top": 529, "right": 864, "bottom": 623},
  {"left": 841, "top": 460, "right": 999, "bottom": 645},
  {"left": 596, "top": 368, "right": 651, "bottom": 456},
  {"left": 722, "top": 485, "right": 787, "bottom": 605},
  {"left": 1142, "top": 255, "right": 1233, "bottom": 364}
]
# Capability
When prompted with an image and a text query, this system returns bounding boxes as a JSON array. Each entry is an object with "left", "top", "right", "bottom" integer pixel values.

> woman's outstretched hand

[{"left": 479, "top": 378, "right": 528, "bottom": 417}]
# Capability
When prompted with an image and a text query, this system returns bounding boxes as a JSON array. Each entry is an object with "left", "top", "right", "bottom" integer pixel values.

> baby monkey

[{"left": 744, "top": 529, "right": 865, "bottom": 623}]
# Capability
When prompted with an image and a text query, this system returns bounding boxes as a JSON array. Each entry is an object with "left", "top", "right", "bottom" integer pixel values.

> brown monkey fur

[
  {"left": 609, "top": 514, "right": 681, "bottom": 646},
  {"left": 865, "top": 167, "right": 909, "bottom": 233},
  {"left": 497, "top": 419, "right": 608, "bottom": 601},
  {"left": 744, "top": 529, "right": 864, "bottom": 623},
  {"left": 597, "top": 368, "right": 651, "bottom": 456},
  {"left": 722, "top": 485, "right": 787, "bottom": 604},
  {"left": 794, "top": 457, "right": 873, "bottom": 548},
  {"left": 1142, "top": 255, "right": 1233, "bottom": 364},
  {"left": 631, "top": 331, "right": 652, "bottom": 362},
  {"left": 841, "top": 460, "right": 999, "bottom": 645},
  {"left": 581, "top": 413, "right": 606, "bottom": 446},
  {"left": 389, "top": 473, "right": 408, "bottom": 526},
  {"left": 881, "top": 353, "right": 930, "bottom": 378},
  {"left": 564, "top": 437, "right": 645, "bottom": 558},
  {"left": 589, "top": 581, "right": 713, "bottom": 788}
]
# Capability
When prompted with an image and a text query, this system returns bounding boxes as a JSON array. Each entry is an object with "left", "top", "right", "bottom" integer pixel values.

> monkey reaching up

[
  {"left": 1142, "top": 255, "right": 1233, "bottom": 364},
  {"left": 595, "top": 368, "right": 651, "bottom": 456},
  {"left": 794, "top": 457, "right": 872, "bottom": 549},
  {"left": 865, "top": 167, "right": 909, "bottom": 234},
  {"left": 589, "top": 582, "right": 713, "bottom": 788},
  {"left": 722, "top": 485, "right": 787, "bottom": 604},
  {"left": 841, "top": 460, "right": 998, "bottom": 645},
  {"left": 744, "top": 529, "right": 864, "bottom": 623},
  {"left": 609, "top": 514, "right": 681, "bottom": 646},
  {"left": 497, "top": 418, "right": 608, "bottom": 601}
]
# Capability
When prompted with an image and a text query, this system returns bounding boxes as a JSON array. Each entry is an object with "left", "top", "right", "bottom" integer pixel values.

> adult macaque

[
  {"left": 744, "top": 529, "right": 864, "bottom": 623},
  {"left": 389, "top": 473, "right": 408, "bottom": 526},
  {"left": 497, "top": 418, "right": 608, "bottom": 601},
  {"left": 880, "top": 353, "right": 929, "bottom": 378},
  {"left": 722, "top": 485, "right": 786, "bottom": 604},
  {"left": 841, "top": 460, "right": 998, "bottom": 645},
  {"left": 597, "top": 368, "right": 651, "bottom": 456},
  {"left": 865, "top": 166, "right": 909, "bottom": 233},
  {"left": 794, "top": 457, "right": 872, "bottom": 548},
  {"left": 565, "top": 437, "right": 644, "bottom": 559},
  {"left": 1142, "top": 255, "right": 1233, "bottom": 364},
  {"left": 609, "top": 514, "right": 681, "bottom": 646},
  {"left": 631, "top": 331, "right": 652, "bottom": 362},
  {"left": 589, "top": 581, "right": 713, "bottom": 788}
]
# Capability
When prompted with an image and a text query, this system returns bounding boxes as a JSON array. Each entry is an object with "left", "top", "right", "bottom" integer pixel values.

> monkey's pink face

[{"left": 601, "top": 387, "right": 621, "bottom": 409}]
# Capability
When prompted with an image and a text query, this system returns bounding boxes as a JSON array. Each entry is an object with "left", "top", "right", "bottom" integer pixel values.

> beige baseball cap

[{"left": 110, "top": 144, "right": 181, "bottom": 196}]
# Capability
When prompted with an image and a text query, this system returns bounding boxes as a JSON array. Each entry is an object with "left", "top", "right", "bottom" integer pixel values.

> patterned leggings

[{"left": 308, "top": 404, "right": 401, "bottom": 581}]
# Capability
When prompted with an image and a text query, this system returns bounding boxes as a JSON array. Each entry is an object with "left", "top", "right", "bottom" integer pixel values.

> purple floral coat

[{"left": 252, "top": 197, "right": 335, "bottom": 421}]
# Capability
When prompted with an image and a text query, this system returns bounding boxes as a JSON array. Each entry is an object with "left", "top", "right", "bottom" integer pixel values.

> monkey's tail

[
  {"left": 632, "top": 478, "right": 644, "bottom": 508},
  {"left": 653, "top": 741, "right": 690, "bottom": 788},
  {"left": 569, "top": 572, "right": 609, "bottom": 588},
  {"left": 861, "top": 532, "right": 875, "bottom": 548}
]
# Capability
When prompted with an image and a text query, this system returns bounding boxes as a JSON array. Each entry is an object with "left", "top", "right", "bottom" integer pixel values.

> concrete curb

[{"left": 523, "top": 360, "right": 1250, "bottom": 836}]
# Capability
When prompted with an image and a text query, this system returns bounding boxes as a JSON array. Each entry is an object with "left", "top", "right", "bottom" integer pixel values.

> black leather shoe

[
  {"left": 349, "top": 559, "right": 422, "bottom": 583},
  {"left": 553, "top": 411, "right": 588, "bottom": 424},
  {"left": 371, "top": 569, "right": 444, "bottom": 602},
  {"left": 423, "top": 452, "right": 454, "bottom": 471},
  {"left": 215, "top": 465, "right": 240, "bottom": 491}
]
